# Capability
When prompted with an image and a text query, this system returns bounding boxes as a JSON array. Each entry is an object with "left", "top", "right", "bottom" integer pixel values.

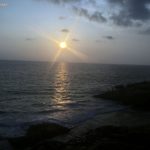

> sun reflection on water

[{"left": 52, "top": 63, "right": 71, "bottom": 106}]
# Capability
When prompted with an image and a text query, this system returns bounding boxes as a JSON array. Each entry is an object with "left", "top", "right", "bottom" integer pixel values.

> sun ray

[
  {"left": 50, "top": 17, "right": 82, "bottom": 65},
  {"left": 38, "top": 31, "right": 60, "bottom": 45},
  {"left": 32, "top": 26, "right": 60, "bottom": 45},
  {"left": 31, "top": 17, "right": 87, "bottom": 65},
  {"left": 51, "top": 48, "right": 63, "bottom": 67},
  {"left": 67, "top": 47, "right": 88, "bottom": 60},
  {"left": 64, "top": 16, "right": 81, "bottom": 43}
]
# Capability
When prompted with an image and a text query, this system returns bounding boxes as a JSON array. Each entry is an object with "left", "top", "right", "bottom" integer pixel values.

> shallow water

[{"left": 0, "top": 61, "right": 150, "bottom": 137}]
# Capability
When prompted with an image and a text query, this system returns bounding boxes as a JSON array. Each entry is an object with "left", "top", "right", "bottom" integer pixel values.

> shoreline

[
  {"left": 95, "top": 81, "right": 150, "bottom": 111},
  {"left": 1, "top": 81, "right": 150, "bottom": 149},
  {"left": 0, "top": 109, "right": 150, "bottom": 150},
  {"left": 1, "top": 110, "right": 150, "bottom": 150}
]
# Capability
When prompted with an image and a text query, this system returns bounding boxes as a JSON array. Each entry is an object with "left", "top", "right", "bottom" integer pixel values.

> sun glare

[{"left": 60, "top": 42, "right": 67, "bottom": 49}]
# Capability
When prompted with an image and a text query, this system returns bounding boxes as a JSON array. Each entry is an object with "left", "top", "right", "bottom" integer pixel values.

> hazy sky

[{"left": 0, "top": 0, "right": 150, "bottom": 65}]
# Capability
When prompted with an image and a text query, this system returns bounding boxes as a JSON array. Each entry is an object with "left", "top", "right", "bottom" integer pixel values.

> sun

[{"left": 60, "top": 42, "right": 67, "bottom": 49}]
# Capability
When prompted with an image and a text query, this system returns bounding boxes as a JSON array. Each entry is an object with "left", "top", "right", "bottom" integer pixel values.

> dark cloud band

[
  {"left": 107, "top": 0, "right": 150, "bottom": 26},
  {"left": 35, "top": 0, "right": 150, "bottom": 27},
  {"left": 73, "top": 7, "right": 106, "bottom": 23},
  {"left": 104, "top": 36, "right": 115, "bottom": 40}
]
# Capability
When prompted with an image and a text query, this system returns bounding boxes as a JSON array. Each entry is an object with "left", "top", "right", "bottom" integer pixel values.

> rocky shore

[
  {"left": 1, "top": 81, "right": 150, "bottom": 150},
  {"left": 0, "top": 122, "right": 150, "bottom": 150},
  {"left": 95, "top": 81, "right": 150, "bottom": 111}
]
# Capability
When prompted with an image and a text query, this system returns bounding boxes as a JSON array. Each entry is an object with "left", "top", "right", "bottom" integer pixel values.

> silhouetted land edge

[
  {"left": 94, "top": 81, "right": 150, "bottom": 111},
  {"left": 8, "top": 123, "right": 70, "bottom": 150},
  {"left": 1, "top": 81, "right": 150, "bottom": 149},
  {"left": 2, "top": 123, "right": 150, "bottom": 150}
]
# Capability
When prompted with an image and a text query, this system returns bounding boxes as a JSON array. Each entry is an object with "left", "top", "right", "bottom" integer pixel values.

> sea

[{"left": 0, "top": 60, "right": 150, "bottom": 137}]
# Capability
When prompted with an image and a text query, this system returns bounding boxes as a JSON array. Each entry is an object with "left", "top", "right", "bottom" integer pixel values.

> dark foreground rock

[
  {"left": 29, "top": 140, "right": 66, "bottom": 150},
  {"left": 95, "top": 81, "right": 150, "bottom": 110},
  {"left": 66, "top": 125, "right": 150, "bottom": 150},
  {"left": 8, "top": 123, "right": 70, "bottom": 150},
  {"left": 0, "top": 140, "right": 13, "bottom": 150},
  {"left": 7, "top": 124, "right": 150, "bottom": 150}
]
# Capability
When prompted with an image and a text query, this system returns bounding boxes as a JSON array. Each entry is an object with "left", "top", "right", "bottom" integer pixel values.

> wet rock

[
  {"left": 0, "top": 140, "right": 13, "bottom": 150},
  {"left": 26, "top": 123, "right": 70, "bottom": 141},
  {"left": 29, "top": 140, "right": 66, "bottom": 150},
  {"left": 9, "top": 123, "right": 70, "bottom": 149},
  {"left": 95, "top": 81, "right": 150, "bottom": 111}
]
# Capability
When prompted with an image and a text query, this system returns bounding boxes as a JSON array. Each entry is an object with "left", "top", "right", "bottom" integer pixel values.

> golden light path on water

[
  {"left": 31, "top": 15, "right": 87, "bottom": 109},
  {"left": 52, "top": 63, "right": 71, "bottom": 107}
]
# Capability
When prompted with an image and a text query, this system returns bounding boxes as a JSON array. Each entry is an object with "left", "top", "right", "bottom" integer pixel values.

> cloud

[
  {"left": 25, "top": 38, "right": 35, "bottom": 41},
  {"left": 72, "top": 38, "right": 80, "bottom": 42},
  {"left": 35, "top": 0, "right": 97, "bottom": 5},
  {"left": 95, "top": 40, "right": 101, "bottom": 43},
  {"left": 35, "top": 0, "right": 81, "bottom": 5},
  {"left": 35, "top": 0, "right": 106, "bottom": 24},
  {"left": 139, "top": 27, "right": 150, "bottom": 35},
  {"left": 107, "top": 0, "right": 150, "bottom": 26},
  {"left": 35, "top": 0, "right": 150, "bottom": 27},
  {"left": 59, "top": 16, "right": 67, "bottom": 20},
  {"left": 0, "top": 3, "right": 8, "bottom": 8},
  {"left": 104, "top": 36, "right": 115, "bottom": 40},
  {"left": 73, "top": 7, "right": 107, "bottom": 23},
  {"left": 61, "top": 29, "right": 69, "bottom": 33}
]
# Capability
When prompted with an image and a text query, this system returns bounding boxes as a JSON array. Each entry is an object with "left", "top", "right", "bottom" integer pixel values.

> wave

[
  {"left": 0, "top": 111, "right": 6, "bottom": 114},
  {"left": 4, "top": 91, "right": 53, "bottom": 96},
  {"left": 37, "top": 109, "right": 66, "bottom": 114}
]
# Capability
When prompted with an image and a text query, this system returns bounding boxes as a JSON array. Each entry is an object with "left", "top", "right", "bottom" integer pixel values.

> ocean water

[{"left": 0, "top": 61, "right": 150, "bottom": 137}]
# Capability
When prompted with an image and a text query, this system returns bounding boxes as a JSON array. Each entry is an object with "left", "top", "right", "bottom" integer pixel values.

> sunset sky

[{"left": 0, "top": 0, "right": 150, "bottom": 65}]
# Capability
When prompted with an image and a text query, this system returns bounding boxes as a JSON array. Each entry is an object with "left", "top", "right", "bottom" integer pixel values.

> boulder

[
  {"left": 9, "top": 123, "right": 70, "bottom": 149},
  {"left": 0, "top": 140, "right": 13, "bottom": 150}
]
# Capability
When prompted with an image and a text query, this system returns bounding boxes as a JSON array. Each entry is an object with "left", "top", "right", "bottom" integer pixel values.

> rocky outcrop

[
  {"left": 9, "top": 123, "right": 70, "bottom": 150},
  {"left": 6, "top": 123, "right": 150, "bottom": 150},
  {"left": 95, "top": 81, "right": 150, "bottom": 110},
  {"left": 0, "top": 140, "right": 13, "bottom": 150}
]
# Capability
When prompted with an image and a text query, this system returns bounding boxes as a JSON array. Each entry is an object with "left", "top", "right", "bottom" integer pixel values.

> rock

[
  {"left": 95, "top": 81, "right": 150, "bottom": 111},
  {"left": 8, "top": 125, "right": 150, "bottom": 150},
  {"left": 29, "top": 140, "right": 66, "bottom": 150},
  {"left": 0, "top": 140, "right": 13, "bottom": 150},
  {"left": 9, "top": 123, "right": 70, "bottom": 149},
  {"left": 26, "top": 123, "right": 70, "bottom": 141}
]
